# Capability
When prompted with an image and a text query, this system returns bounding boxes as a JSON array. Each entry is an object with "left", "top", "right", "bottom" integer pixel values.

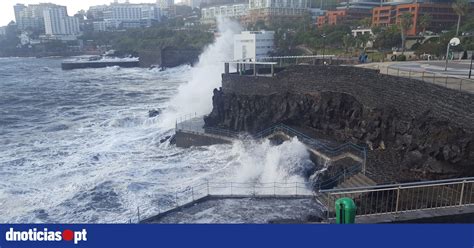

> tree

[
  {"left": 452, "top": 0, "right": 469, "bottom": 36},
  {"left": 342, "top": 34, "right": 355, "bottom": 53},
  {"left": 372, "top": 25, "right": 401, "bottom": 50},
  {"left": 358, "top": 17, "right": 372, "bottom": 29},
  {"left": 418, "top": 14, "right": 432, "bottom": 36},
  {"left": 399, "top": 12, "right": 413, "bottom": 53}
]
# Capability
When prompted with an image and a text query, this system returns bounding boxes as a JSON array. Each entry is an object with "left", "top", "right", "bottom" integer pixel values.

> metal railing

[
  {"left": 175, "top": 116, "right": 367, "bottom": 173},
  {"left": 380, "top": 66, "right": 474, "bottom": 94},
  {"left": 256, "top": 124, "right": 367, "bottom": 174},
  {"left": 321, "top": 177, "right": 474, "bottom": 219},
  {"left": 314, "top": 164, "right": 362, "bottom": 190},
  {"left": 131, "top": 180, "right": 314, "bottom": 223}
]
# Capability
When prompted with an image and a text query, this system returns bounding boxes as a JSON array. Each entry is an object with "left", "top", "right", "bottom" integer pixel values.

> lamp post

[
  {"left": 469, "top": 54, "right": 473, "bottom": 79},
  {"left": 321, "top": 34, "right": 327, "bottom": 64},
  {"left": 445, "top": 37, "right": 460, "bottom": 71}
]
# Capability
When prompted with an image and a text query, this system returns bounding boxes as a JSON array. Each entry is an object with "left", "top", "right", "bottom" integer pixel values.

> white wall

[{"left": 234, "top": 31, "right": 274, "bottom": 61}]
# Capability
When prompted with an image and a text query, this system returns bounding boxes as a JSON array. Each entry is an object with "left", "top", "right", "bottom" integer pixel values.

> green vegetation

[
  {"left": 399, "top": 12, "right": 413, "bottom": 53},
  {"left": 452, "top": 0, "right": 470, "bottom": 36},
  {"left": 418, "top": 14, "right": 432, "bottom": 35},
  {"left": 0, "top": 22, "right": 20, "bottom": 56},
  {"left": 80, "top": 26, "right": 214, "bottom": 55}
]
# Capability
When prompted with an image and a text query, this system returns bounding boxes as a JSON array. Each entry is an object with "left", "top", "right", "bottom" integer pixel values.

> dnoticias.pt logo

[{"left": 5, "top": 228, "right": 87, "bottom": 244}]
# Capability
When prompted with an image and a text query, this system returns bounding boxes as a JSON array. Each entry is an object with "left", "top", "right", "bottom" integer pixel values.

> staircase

[{"left": 334, "top": 173, "right": 376, "bottom": 190}]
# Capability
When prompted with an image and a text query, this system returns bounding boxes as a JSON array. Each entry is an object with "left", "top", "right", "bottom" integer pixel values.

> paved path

[
  {"left": 142, "top": 196, "right": 324, "bottom": 224},
  {"left": 356, "top": 61, "right": 474, "bottom": 93}
]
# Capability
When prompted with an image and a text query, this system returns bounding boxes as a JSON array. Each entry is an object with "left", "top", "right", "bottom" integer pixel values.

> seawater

[{"left": 0, "top": 21, "right": 314, "bottom": 223}]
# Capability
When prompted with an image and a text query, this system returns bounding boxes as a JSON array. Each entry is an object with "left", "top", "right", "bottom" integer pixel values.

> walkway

[
  {"left": 142, "top": 195, "right": 324, "bottom": 224},
  {"left": 356, "top": 61, "right": 474, "bottom": 93},
  {"left": 176, "top": 118, "right": 367, "bottom": 173}
]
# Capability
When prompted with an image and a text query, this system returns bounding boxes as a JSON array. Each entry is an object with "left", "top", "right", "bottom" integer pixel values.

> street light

[
  {"left": 321, "top": 34, "right": 327, "bottom": 64},
  {"left": 445, "top": 37, "right": 460, "bottom": 71},
  {"left": 469, "top": 53, "right": 473, "bottom": 79}
]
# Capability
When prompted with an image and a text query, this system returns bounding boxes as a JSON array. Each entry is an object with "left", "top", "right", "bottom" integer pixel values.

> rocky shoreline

[{"left": 204, "top": 65, "right": 474, "bottom": 183}]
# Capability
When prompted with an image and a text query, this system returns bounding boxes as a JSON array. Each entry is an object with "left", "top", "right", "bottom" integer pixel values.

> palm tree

[
  {"left": 418, "top": 14, "right": 432, "bottom": 36},
  {"left": 399, "top": 12, "right": 413, "bottom": 53},
  {"left": 452, "top": 0, "right": 469, "bottom": 36},
  {"left": 342, "top": 34, "right": 355, "bottom": 53}
]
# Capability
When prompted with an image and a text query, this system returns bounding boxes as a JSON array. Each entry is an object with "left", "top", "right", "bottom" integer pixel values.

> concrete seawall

[{"left": 221, "top": 65, "right": 474, "bottom": 131}]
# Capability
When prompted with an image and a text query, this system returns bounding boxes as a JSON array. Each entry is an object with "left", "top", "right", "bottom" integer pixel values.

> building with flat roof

[
  {"left": 243, "top": 0, "right": 309, "bottom": 25},
  {"left": 201, "top": 2, "right": 249, "bottom": 24},
  {"left": 88, "top": 2, "right": 163, "bottom": 30},
  {"left": 372, "top": 2, "right": 473, "bottom": 35},
  {"left": 14, "top": 3, "right": 66, "bottom": 31},
  {"left": 234, "top": 30, "right": 275, "bottom": 61},
  {"left": 42, "top": 5, "right": 81, "bottom": 39}
]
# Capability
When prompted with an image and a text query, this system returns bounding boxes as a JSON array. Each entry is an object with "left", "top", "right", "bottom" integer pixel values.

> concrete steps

[
  {"left": 317, "top": 173, "right": 377, "bottom": 208},
  {"left": 335, "top": 173, "right": 377, "bottom": 190}
]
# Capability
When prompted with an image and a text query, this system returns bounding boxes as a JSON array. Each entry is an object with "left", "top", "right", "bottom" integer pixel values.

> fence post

[
  {"left": 362, "top": 148, "right": 367, "bottom": 175},
  {"left": 137, "top": 207, "right": 140, "bottom": 223},
  {"left": 445, "top": 76, "right": 448, "bottom": 87},
  {"left": 459, "top": 180, "right": 466, "bottom": 206},
  {"left": 397, "top": 68, "right": 400, "bottom": 76},
  {"left": 386, "top": 66, "right": 389, "bottom": 75},
  {"left": 274, "top": 182, "right": 276, "bottom": 196},
  {"left": 175, "top": 192, "right": 178, "bottom": 206},
  {"left": 460, "top": 79, "right": 463, "bottom": 91},
  {"left": 395, "top": 186, "right": 401, "bottom": 213},
  {"left": 326, "top": 194, "right": 331, "bottom": 221}
]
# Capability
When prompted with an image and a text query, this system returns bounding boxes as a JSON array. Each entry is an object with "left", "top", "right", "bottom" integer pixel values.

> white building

[
  {"left": 43, "top": 5, "right": 81, "bottom": 38},
  {"left": 157, "top": 0, "right": 174, "bottom": 9},
  {"left": 43, "top": 7, "right": 67, "bottom": 35},
  {"left": 351, "top": 28, "right": 374, "bottom": 48},
  {"left": 98, "top": 2, "right": 162, "bottom": 30},
  {"left": 14, "top": 3, "right": 64, "bottom": 31},
  {"left": 234, "top": 30, "right": 275, "bottom": 61},
  {"left": 93, "top": 21, "right": 108, "bottom": 32},
  {"left": 201, "top": 3, "right": 249, "bottom": 23}
]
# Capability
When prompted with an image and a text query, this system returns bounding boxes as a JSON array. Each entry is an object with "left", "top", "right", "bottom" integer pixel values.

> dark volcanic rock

[
  {"left": 204, "top": 88, "right": 474, "bottom": 181},
  {"left": 148, "top": 109, "right": 161, "bottom": 118}
]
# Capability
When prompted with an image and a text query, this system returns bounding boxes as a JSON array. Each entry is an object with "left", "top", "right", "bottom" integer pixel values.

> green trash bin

[{"left": 335, "top": 197, "right": 356, "bottom": 224}]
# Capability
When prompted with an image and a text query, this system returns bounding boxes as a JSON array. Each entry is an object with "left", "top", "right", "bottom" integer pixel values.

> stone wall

[
  {"left": 221, "top": 66, "right": 474, "bottom": 131},
  {"left": 205, "top": 65, "right": 474, "bottom": 181}
]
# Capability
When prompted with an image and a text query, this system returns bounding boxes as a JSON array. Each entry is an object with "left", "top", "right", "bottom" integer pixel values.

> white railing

[
  {"left": 378, "top": 65, "right": 474, "bottom": 93},
  {"left": 321, "top": 177, "right": 474, "bottom": 219},
  {"left": 133, "top": 181, "right": 314, "bottom": 223}
]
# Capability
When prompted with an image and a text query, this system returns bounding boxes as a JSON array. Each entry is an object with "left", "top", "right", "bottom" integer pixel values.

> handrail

[
  {"left": 314, "top": 164, "right": 362, "bottom": 190},
  {"left": 322, "top": 176, "right": 474, "bottom": 219},
  {"left": 321, "top": 176, "right": 474, "bottom": 193}
]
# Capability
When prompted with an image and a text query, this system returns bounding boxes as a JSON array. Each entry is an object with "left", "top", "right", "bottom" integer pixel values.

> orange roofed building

[
  {"left": 372, "top": 3, "right": 471, "bottom": 36},
  {"left": 317, "top": 8, "right": 372, "bottom": 28}
]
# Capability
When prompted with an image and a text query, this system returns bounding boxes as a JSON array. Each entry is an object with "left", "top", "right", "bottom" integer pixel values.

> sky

[{"left": 0, "top": 0, "right": 161, "bottom": 26}]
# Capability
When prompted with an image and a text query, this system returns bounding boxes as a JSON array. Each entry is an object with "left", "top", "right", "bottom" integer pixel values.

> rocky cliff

[{"left": 204, "top": 66, "right": 474, "bottom": 182}]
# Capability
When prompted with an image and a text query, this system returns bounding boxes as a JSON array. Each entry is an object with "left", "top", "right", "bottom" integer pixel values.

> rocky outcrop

[{"left": 205, "top": 84, "right": 474, "bottom": 182}]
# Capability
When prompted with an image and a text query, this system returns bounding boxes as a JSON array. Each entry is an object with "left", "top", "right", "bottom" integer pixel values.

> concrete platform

[{"left": 142, "top": 195, "right": 324, "bottom": 224}]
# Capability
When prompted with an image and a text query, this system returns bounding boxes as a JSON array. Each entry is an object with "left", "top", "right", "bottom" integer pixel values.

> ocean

[{"left": 0, "top": 21, "right": 314, "bottom": 224}]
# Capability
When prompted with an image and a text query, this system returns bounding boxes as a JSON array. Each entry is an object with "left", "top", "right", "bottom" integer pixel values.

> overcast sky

[{"left": 0, "top": 0, "right": 162, "bottom": 27}]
